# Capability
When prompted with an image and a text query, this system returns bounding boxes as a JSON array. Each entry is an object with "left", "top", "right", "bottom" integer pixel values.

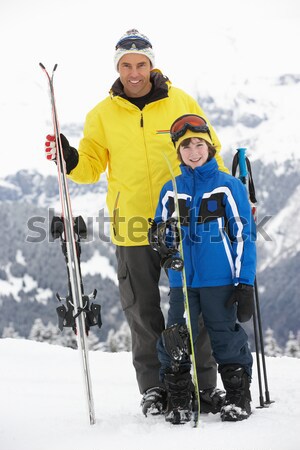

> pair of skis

[{"left": 40, "top": 63, "right": 101, "bottom": 425}]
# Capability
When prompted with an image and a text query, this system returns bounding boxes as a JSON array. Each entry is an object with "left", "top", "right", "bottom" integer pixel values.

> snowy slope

[
  {"left": 0, "top": 338, "right": 299, "bottom": 450},
  {"left": 196, "top": 74, "right": 300, "bottom": 165},
  {"left": 259, "top": 183, "right": 300, "bottom": 271}
]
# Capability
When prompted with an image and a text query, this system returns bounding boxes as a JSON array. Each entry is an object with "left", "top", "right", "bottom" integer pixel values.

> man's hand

[{"left": 44, "top": 134, "right": 79, "bottom": 174}]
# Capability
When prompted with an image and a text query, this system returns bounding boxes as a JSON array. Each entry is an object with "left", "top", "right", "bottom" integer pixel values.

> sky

[
  {"left": 0, "top": 0, "right": 300, "bottom": 177},
  {"left": 1, "top": 338, "right": 299, "bottom": 450}
]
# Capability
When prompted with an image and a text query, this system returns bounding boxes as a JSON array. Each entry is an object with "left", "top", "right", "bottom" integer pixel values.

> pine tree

[
  {"left": 28, "top": 317, "right": 101, "bottom": 350},
  {"left": 28, "top": 318, "right": 48, "bottom": 342},
  {"left": 105, "top": 329, "right": 119, "bottom": 352},
  {"left": 284, "top": 331, "right": 300, "bottom": 358},
  {"left": 29, "top": 319, "right": 62, "bottom": 345},
  {"left": 87, "top": 329, "right": 101, "bottom": 351},
  {"left": 56, "top": 327, "right": 78, "bottom": 349},
  {"left": 2, "top": 322, "right": 21, "bottom": 339},
  {"left": 264, "top": 327, "right": 282, "bottom": 357},
  {"left": 104, "top": 322, "right": 132, "bottom": 352}
]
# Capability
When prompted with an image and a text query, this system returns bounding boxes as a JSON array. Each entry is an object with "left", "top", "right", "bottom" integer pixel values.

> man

[{"left": 45, "top": 29, "right": 227, "bottom": 416}]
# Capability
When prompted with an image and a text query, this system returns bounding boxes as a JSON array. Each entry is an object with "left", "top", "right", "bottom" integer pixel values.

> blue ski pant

[
  {"left": 157, "top": 285, "right": 253, "bottom": 379},
  {"left": 116, "top": 245, "right": 217, "bottom": 394}
]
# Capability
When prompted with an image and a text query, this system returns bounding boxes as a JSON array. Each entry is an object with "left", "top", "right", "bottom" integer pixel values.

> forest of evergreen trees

[
  {"left": 1, "top": 170, "right": 299, "bottom": 359},
  {"left": 2, "top": 320, "right": 300, "bottom": 358}
]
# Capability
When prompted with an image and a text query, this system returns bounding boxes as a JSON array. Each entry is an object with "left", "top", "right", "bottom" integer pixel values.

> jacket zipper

[{"left": 190, "top": 174, "right": 198, "bottom": 285}]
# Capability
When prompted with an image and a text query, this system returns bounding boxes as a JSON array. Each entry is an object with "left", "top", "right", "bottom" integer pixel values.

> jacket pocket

[
  {"left": 117, "top": 259, "right": 135, "bottom": 310},
  {"left": 198, "top": 193, "right": 225, "bottom": 224}
]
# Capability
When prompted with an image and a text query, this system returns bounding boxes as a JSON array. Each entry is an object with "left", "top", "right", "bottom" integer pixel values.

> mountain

[
  {"left": 0, "top": 73, "right": 299, "bottom": 348},
  {"left": 197, "top": 73, "right": 300, "bottom": 346},
  {"left": 0, "top": 172, "right": 125, "bottom": 342},
  {"left": 0, "top": 170, "right": 171, "bottom": 344}
]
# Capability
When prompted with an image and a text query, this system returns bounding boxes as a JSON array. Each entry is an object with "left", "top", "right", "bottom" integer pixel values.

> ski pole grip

[{"left": 236, "top": 147, "right": 248, "bottom": 183}]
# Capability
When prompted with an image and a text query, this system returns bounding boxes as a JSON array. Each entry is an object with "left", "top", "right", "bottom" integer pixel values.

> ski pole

[
  {"left": 232, "top": 148, "right": 263, "bottom": 405},
  {"left": 254, "top": 279, "right": 273, "bottom": 404},
  {"left": 252, "top": 304, "right": 264, "bottom": 407},
  {"left": 237, "top": 148, "right": 273, "bottom": 405},
  {"left": 232, "top": 148, "right": 273, "bottom": 407}
]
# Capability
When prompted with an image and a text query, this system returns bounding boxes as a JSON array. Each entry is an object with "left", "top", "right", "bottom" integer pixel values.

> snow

[
  {"left": 0, "top": 338, "right": 299, "bottom": 450},
  {"left": 0, "top": 265, "right": 38, "bottom": 302},
  {"left": 16, "top": 250, "right": 26, "bottom": 266},
  {"left": 259, "top": 184, "right": 300, "bottom": 271},
  {"left": 80, "top": 251, "right": 118, "bottom": 285},
  {"left": 0, "top": 179, "right": 20, "bottom": 191},
  {"left": 199, "top": 76, "right": 300, "bottom": 166},
  {"left": 35, "top": 287, "right": 53, "bottom": 305}
]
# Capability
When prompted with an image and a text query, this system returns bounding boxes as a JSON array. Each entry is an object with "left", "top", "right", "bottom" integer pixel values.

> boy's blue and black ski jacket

[{"left": 154, "top": 158, "right": 257, "bottom": 288}]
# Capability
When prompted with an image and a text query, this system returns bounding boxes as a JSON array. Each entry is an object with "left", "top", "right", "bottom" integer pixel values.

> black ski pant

[{"left": 116, "top": 245, "right": 217, "bottom": 394}]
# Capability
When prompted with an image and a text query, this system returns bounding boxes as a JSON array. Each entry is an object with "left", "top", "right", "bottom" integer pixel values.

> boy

[{"left": 149, "top": 114, "right": 256, "bottom": 424}]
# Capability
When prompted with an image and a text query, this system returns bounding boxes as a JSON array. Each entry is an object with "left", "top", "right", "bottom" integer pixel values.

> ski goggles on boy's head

[
  {"left": 115, "top": 37, "right": 152, "bottom": 50},
  {"left": 170, "top": 114, "right": 211, "bottom": 145}
]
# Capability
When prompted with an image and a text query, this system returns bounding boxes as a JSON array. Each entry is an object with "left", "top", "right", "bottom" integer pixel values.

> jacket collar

[
  {"left": 180, "top": 158, "right": 219, "bottom": 180},
  {"left": 110, "top": 69, "right": 170, "bottom": 102}
]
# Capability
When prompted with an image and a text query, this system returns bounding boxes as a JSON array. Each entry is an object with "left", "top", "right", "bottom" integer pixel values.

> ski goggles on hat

[
  {"left": 115, "top": 37, "right": 152, "bottom": 50},
  {"left": 170, "top": 114, "right": 211, "bottom": 144}
]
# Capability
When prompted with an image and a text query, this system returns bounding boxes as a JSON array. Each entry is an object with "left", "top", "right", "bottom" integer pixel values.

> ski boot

[
  {"left": 164, "top": 366, "right": 194, "bottom": 425},
  {"left": 199, "top": 387, "right": 226, "bottom": 414},
  {"left": 141, "top": 387, "right": 167, "bottom": 416},
  {"left": 220, "top": 365, "right": 252, "bottom": 421}
]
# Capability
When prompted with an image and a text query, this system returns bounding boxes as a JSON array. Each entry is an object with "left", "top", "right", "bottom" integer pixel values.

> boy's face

[
  {"left": 118, "top": 53, "right": 152, "bottom": 98},
  {"left": 179, "top": 138, "right": 209, "bottom": 169}
]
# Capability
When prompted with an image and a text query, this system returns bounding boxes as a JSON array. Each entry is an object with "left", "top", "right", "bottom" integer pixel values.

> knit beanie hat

[
  {"left": 114, "top": 29, "right": 155, "bottom": 71},
  {"left": 176, "top": 129, "right": 213, "bottom": 149}
]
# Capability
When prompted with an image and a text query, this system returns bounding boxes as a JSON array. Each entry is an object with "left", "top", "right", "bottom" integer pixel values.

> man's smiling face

[{"left": 118, "top": 53, "right": 152, "bottom": 98}]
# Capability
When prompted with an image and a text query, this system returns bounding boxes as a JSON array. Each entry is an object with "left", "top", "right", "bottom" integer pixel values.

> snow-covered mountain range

[{"left": 0, "top": 73, "right": 299, "bottom": 347}]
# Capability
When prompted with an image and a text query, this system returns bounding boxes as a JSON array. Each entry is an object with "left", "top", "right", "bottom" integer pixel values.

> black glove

[
  {"left": 45, "top": 133, "right": 79, "bottom": 174},
  {"left": 147, "top": 219, "right": 161, "bottom": 252},
  {"left": 226, "top": 284, "right": 254, "bottom": 323},
  {"left": 59, "top": 134, "right": 79, "bottom": 174}
]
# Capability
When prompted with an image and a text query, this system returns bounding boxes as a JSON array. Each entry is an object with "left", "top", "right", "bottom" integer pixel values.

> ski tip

[
  {"left": 39, "top": 62, "right": 46, "bottom": 69},
  {"left": 53, "top": 64, "right": 58, "bottom": 71}
]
